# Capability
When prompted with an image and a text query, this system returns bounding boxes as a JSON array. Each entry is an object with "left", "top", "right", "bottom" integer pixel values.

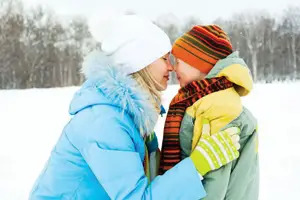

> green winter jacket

[{"left": 179, "top": 52, "right": 259, "bottom": 200}]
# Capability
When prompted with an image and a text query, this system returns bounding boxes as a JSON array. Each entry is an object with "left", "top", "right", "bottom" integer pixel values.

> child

[{"left": 160, "top": 25, "right": 259, "bottom": 200}]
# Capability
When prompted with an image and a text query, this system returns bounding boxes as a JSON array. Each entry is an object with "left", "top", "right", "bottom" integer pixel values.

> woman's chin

[
  {"left": 157, "top": 81, "right": 168, "bottom": 91},
  {"left": 161, "top": 83, "right": 168, "bottom": 91}
]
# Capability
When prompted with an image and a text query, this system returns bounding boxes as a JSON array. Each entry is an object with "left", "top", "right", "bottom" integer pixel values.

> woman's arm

[{"left": 67, "top": 108, "right": 206, "bottom": 200}]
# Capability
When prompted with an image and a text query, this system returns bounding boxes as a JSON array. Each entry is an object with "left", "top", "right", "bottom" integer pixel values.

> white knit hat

[{"left": 89, "top": 14, "right": 171, "bottom": 74}]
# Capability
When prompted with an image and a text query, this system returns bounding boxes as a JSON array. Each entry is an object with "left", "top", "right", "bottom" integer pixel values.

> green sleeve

[{"left": 201, "top": 107, "right": 259, "bottom": 200}]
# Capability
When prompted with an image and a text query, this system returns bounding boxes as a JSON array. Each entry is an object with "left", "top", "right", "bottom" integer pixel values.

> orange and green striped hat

[{"left": 172, "top": 25, "right": 233, "bottom": 74}]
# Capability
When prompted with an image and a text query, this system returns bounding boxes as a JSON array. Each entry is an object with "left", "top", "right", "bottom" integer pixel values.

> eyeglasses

[{"left": 161, "top": 53, "right": 176, "bottom": 66}]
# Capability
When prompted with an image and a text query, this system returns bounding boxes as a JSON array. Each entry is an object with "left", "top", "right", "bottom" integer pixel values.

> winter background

[{"left": 1, "top": 0, "right": 300, "bottom": 199}]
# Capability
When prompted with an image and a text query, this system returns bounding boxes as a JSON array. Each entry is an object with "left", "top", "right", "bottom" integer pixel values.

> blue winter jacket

[{"left": 29, "top": 52, "right": 206, "bottom": 200}]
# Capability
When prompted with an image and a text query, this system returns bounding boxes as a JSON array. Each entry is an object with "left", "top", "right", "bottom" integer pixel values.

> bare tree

[
  {"left": 1, "top": 1, "right": 300, "bottom": 89},
  {"left": 181, "top": 16, "right": 202, "bottom": 33},
  {"left": 281, "top": 7, "right": 300, "bottom": 80}
]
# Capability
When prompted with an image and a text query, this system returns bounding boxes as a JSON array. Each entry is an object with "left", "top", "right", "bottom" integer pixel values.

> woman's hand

[{"left": 190, "top": 119, "right": 240, "bottom": 176}]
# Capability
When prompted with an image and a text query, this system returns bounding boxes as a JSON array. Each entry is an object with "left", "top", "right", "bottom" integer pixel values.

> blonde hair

[{"left": 131, "top": 66, "right": 163, "bottom": 113}]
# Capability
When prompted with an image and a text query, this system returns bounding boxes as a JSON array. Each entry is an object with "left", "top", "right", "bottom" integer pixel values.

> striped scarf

[{"left": 159, "top": 77, "right": 233, "bottom": 174}]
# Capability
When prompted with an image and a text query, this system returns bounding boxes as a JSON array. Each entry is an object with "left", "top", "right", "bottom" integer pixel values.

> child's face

[{"left": 174, "top": 58, "right": 207, "bottom": 87}]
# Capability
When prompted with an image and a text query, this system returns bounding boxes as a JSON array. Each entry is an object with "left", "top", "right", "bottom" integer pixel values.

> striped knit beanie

[{"left": 172, "top": 25, "right": 233, "bottom": 74}]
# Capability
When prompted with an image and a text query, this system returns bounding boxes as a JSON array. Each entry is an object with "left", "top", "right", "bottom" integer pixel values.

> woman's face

[
  {"left": 174, "top": 58, "right": 207, "bottom": 87},
  {"left": 148, "top": 53, "right": 173, "bottom": 91}
]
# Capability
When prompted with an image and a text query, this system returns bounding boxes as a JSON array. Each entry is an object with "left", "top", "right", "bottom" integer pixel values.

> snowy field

[{"left": 1, "top": 82, "right": 300, "bottom": 200}]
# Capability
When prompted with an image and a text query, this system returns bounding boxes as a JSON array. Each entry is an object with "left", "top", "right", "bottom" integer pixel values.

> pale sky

[{"left": 21, "top": 0, "right": 300, "bottom": 23}]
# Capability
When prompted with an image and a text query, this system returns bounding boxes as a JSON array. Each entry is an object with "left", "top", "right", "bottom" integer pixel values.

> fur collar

[{"left": 80, "top": 50, "right": 158, "bottom": 136}]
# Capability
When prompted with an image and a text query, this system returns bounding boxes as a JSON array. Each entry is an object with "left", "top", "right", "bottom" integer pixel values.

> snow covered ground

[{"left": 1, "top": 82, "right": 300, "bottom": 199}]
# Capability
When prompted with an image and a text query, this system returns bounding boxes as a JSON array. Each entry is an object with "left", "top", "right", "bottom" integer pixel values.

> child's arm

[
  {"left": 190, "top": 119, "right": 240, "bottom": 176},
  {"left": 200, "top": 108, "right": 259, "bottom": 200}
]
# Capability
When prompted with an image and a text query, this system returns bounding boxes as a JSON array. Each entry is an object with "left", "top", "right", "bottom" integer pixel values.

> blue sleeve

[{"left": 68, "top": 108, "right": 206, "bottom": 200}]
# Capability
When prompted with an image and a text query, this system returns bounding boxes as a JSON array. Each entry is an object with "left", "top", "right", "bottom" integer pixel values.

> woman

[{"left": 29, "top": 14, "right": 240, "bottom": 200}]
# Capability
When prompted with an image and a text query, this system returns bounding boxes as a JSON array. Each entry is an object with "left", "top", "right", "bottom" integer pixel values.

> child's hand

[{"left": 190, "top": 119, "right": 240, "bottom": 176}]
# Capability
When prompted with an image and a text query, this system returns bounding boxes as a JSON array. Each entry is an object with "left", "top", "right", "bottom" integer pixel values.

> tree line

[{"left": 0, "top": 0, "right": 299, "bottom": 89}]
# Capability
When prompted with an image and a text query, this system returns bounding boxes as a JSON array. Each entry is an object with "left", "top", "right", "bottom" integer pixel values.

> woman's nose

[{"left": 167, "top": 62, "right": 174, "bottom": 71}]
